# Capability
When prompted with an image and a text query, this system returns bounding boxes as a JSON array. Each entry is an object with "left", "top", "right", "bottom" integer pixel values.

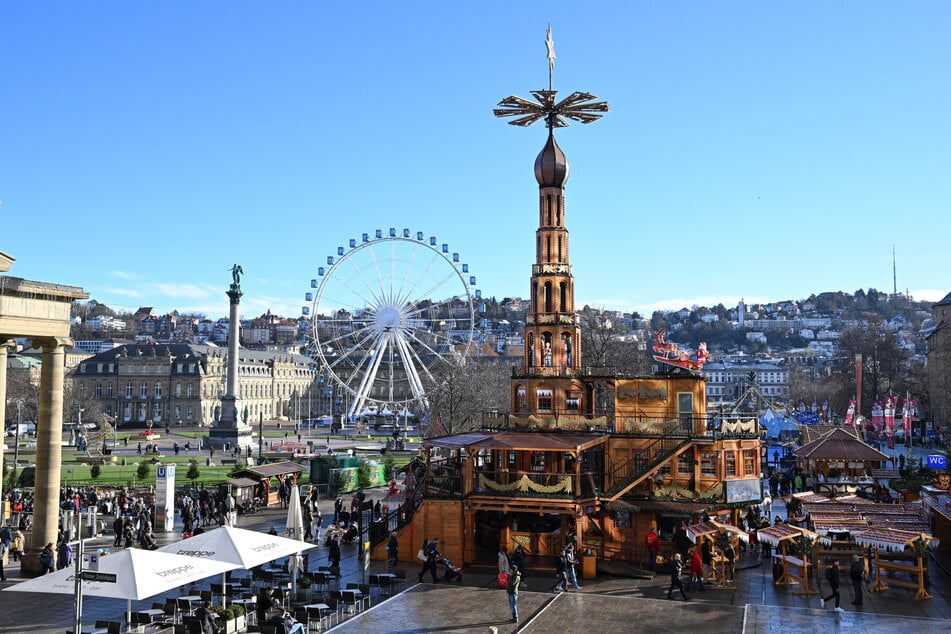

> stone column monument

[{"left": 205, "top": 264, "right": 254, "bottom": 450}]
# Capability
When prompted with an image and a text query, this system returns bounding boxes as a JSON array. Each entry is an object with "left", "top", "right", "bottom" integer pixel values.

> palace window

[
  {"left": 125, "top": 382, "right": 133, "bottom": 398},
  {"left": 95, "top": 383, "right": 102, "bottom": 397},
  {"left": 187, "top": 383, "right": 194, "bottom": 398},
  {"left": 107, "top": 383, "right": 113, "bottom": 397},
  {"left": 154, "top": 381, "right": 162, "bottom": 398},
  {"left": 140, "top": 381, "right": 148, "bottom": 398},
  {"left": 186, "top": 406, "right": 193, "bottom": 420}
]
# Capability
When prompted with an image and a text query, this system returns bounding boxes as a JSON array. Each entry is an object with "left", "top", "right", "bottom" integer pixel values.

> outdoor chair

[
  {"left": 340, "top": 589, "right": 368, "bottom": 614},
  {"left": 259, "top": 626, "right": 282, "bottom": 634},
  {"left": 163, "top": 600, "right": 179, "bottom": 624},
  {"left": 175, "top": 598, "right": 194, "bottom": 618}
]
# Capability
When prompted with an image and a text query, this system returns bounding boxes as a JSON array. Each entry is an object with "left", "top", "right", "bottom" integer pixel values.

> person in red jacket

[
  {"left": 687, "top": 546, "right": 705, "bottom": 592},
  {"left": 645, "top": 527, "right": 660, "bottom": 571}
]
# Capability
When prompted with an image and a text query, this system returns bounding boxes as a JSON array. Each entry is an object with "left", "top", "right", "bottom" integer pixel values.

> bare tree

[
  {"left": 423, "top": 357, "right": 510, "bottom": 436},
  {"left": 838, "top": 318, "right": 908, "bottom": 413},
  {"left": 579, "top": 306, "right": 650, "bottom": 375}
]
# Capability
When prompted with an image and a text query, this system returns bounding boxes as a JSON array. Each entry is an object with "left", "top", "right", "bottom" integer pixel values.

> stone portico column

[
  {"left": 0, "top": 340, "right": 14, "bottom": 513},
  {"left": 21, "top": 336, "right": 70, "bottom": 576}
]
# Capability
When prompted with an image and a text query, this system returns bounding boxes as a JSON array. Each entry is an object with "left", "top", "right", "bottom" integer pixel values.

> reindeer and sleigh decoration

[{"left": 652, "top": 329, "right": 708, "bottom": 373}]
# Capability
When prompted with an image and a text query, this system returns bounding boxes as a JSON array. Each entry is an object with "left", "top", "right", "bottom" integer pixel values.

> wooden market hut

[
  {"left": 229, "top": 461, "right": 304, "bottom": 506},
  {"left": 794, "top": 427, "right": 889, "bottom": 491},
  {"left": 854, "top": 527, "right": 939, "bottom": 600},
  {"left": 758, "top": 523, "right": 824, "bottom": 595}
]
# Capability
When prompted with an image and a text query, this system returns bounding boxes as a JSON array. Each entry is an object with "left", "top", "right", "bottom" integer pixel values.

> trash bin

[{"left": 582, "top": 553, "right": 597, "bottom": 579}]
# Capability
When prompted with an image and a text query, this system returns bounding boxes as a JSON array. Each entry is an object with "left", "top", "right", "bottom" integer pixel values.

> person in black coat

[
  {"left": 667, "top": 553, "right": 690, "bottom": 601},
  {"left": 849, "top": 555, "right": 865, "bottom": 605},
  {"left": 418, "top": 538, "right": 439, "bottom": 583},
  {"left": 256, "top": 587, "right": 277, "bottom": 624},
  {"left": 821, "top": 560, "right": 842, "bottom": 610},
  {"left": 194, "top": 600, "right": 218, "bottom": 634},
  {"left": 673, "top": 522, "right": 692, "bottom": 561},
  {"left": 328, "top": 533, "right": 341, "bottom": 568}
]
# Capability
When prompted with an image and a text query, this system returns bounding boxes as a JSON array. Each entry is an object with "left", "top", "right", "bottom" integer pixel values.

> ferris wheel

[{"left": 303, "top": 228, "right": 481, "bottom": 420}]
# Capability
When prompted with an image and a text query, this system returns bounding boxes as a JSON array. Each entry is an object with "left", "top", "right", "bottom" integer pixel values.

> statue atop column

[
  {"left": 206, "top": 263, "right": 253, "bottom": 450},
  {"left": 230, "top": 263, "right": 243, "bottom": 292}
]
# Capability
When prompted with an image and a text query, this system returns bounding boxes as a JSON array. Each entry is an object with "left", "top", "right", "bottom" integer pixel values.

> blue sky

[{"left": 2, "top": 3, "right": 949, "bottom": 321}]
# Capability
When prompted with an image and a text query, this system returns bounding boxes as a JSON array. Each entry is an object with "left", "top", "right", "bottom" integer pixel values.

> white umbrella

[
  {"left": 286, "top": 484, "right": 305, "bottom": 595},
  {"left": 159, "top": 525, "right": 316, "bottom": 603},
  {"left": 5, "top": 547, "right": 234, "bottom": 623}
]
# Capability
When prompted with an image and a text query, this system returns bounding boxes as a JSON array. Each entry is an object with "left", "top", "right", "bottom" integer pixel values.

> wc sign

[{"left": 927, "top": 455, "right": 947, "bottom": 470}]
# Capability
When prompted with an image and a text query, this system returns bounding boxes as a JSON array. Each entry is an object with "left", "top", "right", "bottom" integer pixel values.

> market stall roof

[
  {"left": 427, "top": 431, "right": 607, "bottom": 453},
  {"left": 226, "top": 477, "right": 261, "bottom": 488},
  {"left": 853, "top": 527, "right": 938, "bottom": 552},
  {"left": 795, "top": 428, "right": 889, "bottom": 461},
  {"left": 685, "top": 521, "right": 720, "bottom": 542},
  {"left": 788, "top": 492, "right": 830, "bottom": 504},
  {"left": 424, "top": 431, "right": 497, "bottom": 449},
  {"left": 800, "top": 425, "right": 860, "bottom": 445},
  {"left": 756, "top": 523, "right": 824, "bottom": 547},
  {"left": 811, "top": 519, "right": 869, "bottom": 536},
  {"left": 469, "top": 432, "right": 607, "bottom": 452},
  {"left": 923, "top": 494, "right": 951, "bottom": 523},
  {"left": 230, "top": 461, "right": 303, "bottom": 480}
]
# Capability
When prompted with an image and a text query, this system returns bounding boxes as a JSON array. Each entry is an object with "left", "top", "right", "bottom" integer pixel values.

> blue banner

[{"left": 793, "top": 411, "right": 820, "bottom": 425}]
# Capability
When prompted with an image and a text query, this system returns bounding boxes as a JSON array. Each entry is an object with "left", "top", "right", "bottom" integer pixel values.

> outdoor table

[
  {"left": 134, "top": 608, "right": 165, "bottom": 622},
  {"left": 303, "top": 603, "right": 337, "bottom": 629},
  {"left": 375, "top": 573, "right": 401, "bottom": 596}
]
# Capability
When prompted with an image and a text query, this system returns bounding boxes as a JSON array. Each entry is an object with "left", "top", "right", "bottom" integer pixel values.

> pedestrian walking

[
  {"left": 0, "top": 539, "right": 7, "bottom": 581},
  {"left": 418, "top": 538, "right": 439, "bottom": 583},
  {"left": 849, "top": 555, "right": 865, "bottom": 605},
  {"left": 645, "top": 526, "right": 660, "bottom": 571},
  {"left": 821, "top": 560, "right": 843, "bottom": 611},
  {"left": 498, "top": 546, "right": 510, "bottom": 575},
  {"left": 56, "top": 540, "right": 73, "bottom": 570},
  {"left": 328, "top": 533, "right": 341, "bottom": 569},
  {"left": 333, "top": 495, "right": 343, "bottom": 524},
  {"left": 667, "top": 553, "right": 690, "bottom": 601},
  {"left": 551, "top": 550, "right": 568, "bottom": 593},
  {"left": 510, "top": 544, "right": 526, "bottom": 581},
  {"left": 386, "top": 531, "right": 399, "bottom": 572},
  {"left": 563, "top": 544, "right": 582, "bottom": 590},
  {"left": 673, "top": 522, "right": 691, "bottom": 561},
  {"left": 722, "top": 537, "right": 736, "bottom": 583},
  {"left": 506, "top": 568, "right": 522, "bottom": 622},
  {"left": 39, "top": 542, "right": 55, "bottom": 574},
  {"left": 687, "top": 547, "right": 705, "bottom": 592}
]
